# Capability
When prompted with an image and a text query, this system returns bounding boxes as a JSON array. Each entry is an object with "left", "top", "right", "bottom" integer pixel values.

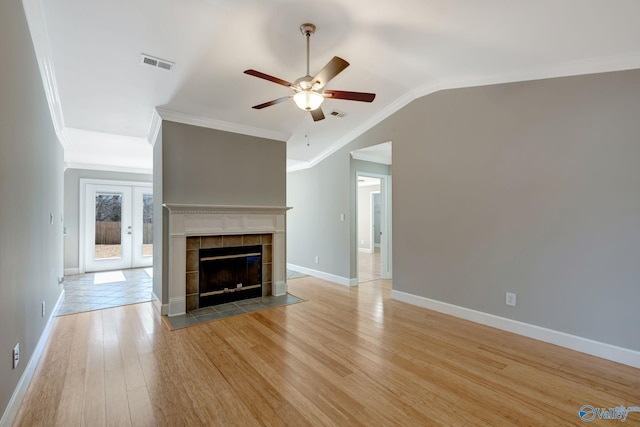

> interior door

[{"left": 84, "top": 183, "right": 153, "bottom": 272}]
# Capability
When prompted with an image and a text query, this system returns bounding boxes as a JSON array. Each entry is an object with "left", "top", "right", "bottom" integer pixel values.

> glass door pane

[
  {"left": 132, "top": 187, "right": 153, "bottom": 268},
  {"left": 142, "top": 193, "right": 153, "bottom": 257},
  {"left": 85, "top": 184, "right": 132, "bottom": 272},
  {"left": 94, "top": 192, "right": 123, "bottom": 260}
]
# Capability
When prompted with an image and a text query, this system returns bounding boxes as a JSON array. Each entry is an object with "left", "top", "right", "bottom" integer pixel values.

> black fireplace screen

[{"left": 199, "top": 245, "right": 262, "bottom": 307}]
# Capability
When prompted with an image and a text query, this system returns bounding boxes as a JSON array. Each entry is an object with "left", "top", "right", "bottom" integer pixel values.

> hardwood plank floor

[
  {"left": 358, "top": 249, "right": 381, "bottom": 283},
  {"left": 13, "top": 277, "right": 640, "bottom": 426}
]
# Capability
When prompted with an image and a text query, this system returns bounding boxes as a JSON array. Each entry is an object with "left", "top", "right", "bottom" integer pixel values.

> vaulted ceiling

[{"left": 27, "top": 0, "right": 640, "bottom": 172}]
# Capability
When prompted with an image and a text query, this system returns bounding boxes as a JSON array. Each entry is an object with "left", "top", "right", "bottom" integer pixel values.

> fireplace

[
  {"left": 164, "top": 204, "right": 290, "bottom": 316},
  {"left": 186, "top": 234, "right": 273, "bottom": 311},
  {"left": 199, "top": 245, "right": 262, "bottom": 306}
]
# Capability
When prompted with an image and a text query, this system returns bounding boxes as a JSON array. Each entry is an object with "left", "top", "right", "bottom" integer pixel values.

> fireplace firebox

[{"left": 199, "top": 245, "right": 262, "bottom": 307}]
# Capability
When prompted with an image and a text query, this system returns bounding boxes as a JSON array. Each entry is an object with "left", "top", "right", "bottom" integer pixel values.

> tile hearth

[{"left": 166, "top": 293, "right": 303, "bottom": 329}]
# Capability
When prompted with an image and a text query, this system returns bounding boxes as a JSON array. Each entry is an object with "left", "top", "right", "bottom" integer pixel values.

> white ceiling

[{"left": 28, "top": 0, "right": 640, "bottom": 173}]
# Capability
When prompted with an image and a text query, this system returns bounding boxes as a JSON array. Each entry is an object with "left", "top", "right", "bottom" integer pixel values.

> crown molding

[
  {"left": 156, "top": 107, "right": 290, "bottom": 142},
  {"left": 21, "top": 0, "right": 71, "bottom": 149},
  {"left": 64, "top": 162, "right": 152, "bottom": 175},
  {"left": 147, "top": 109, "right": 162, "bottom": 146},
  {"left": 286, "top": 161, "right": 313, "bottom": 173}
]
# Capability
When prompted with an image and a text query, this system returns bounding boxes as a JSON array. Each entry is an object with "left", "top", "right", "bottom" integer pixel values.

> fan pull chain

[{"left": 306, "top": 113, "right": 311, "bottom": 147}]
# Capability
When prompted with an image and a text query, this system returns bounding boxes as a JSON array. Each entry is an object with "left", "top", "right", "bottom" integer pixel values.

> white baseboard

[
  {"left": 168, "top": 297, "right": 185, "bottom": 317},
  {"left": 391, "top": 290, "right": 640, "bottom": 369},
  {"left": 287, "top": 263, "right": 357, "bottom": 287},
  {"left": 64, "top": 268, "right": 79, "bottom": 276},
  {"left": 0, "top": 290, "right": 65, "bottom": 427},
  {"left": 358, "top": 248, "right": 373, "bottom": 254},
  {"left": 273, "top": 280, "right": 287, "bottom": 296},
  {"left": 151, "top": 293, "right": 168, "bottom": 316}
]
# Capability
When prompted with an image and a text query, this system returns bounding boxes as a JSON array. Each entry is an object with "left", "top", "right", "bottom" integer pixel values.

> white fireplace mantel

[{"left": 164, "top": 204, "right": 291, "bottom": 316}]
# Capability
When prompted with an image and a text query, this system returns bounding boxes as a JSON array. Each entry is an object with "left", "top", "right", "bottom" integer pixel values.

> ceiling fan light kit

[
  {"left": 244, "top": 22, "right": 376, "bottom": 121},
  {"left": 293, "top": 91, "right": 324, "bottom": 111}
]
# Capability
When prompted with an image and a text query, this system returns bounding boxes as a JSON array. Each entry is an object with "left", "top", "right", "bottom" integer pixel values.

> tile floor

[
  {"left": 166, "top": 293, "right": 303, "bottom": 329},
  {"left": 55, "top": 268, "right": 154, "bottom": 316}
]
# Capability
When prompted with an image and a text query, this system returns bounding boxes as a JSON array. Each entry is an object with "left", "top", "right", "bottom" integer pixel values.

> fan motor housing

[{"left": 300, "top": 23, "right": 316, "bottom": 36}]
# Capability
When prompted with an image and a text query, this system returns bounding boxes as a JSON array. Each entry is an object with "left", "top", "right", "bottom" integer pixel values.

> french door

[{"left": 83, "top": 181, "right": 153, "bottom": 272}]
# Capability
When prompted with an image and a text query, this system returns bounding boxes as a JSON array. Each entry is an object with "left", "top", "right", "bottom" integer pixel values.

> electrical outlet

[
  {"left": 13, "top": 343, "right": 19, "bottom": 369},
  {"left": 42, "top": 301, "right": 46, "bottom": 317},
  {"left": 506, "top": 292, "right": 516, "bottom": 307},
  {"left": 314, "top": 256, "right": 319, "bottom": 264},
  {"left": 340, "top": 213, "right": 345, "bottom": 221}
]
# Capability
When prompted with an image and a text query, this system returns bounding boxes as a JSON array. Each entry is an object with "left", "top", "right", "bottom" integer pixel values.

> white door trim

[{"left": 369, "top": 190, "right": 380, "bottom": 254}]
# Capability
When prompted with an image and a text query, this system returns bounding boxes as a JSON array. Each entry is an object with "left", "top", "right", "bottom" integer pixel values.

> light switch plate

[{"left": 506, "top": 292, "right": 516, "bottom": 307}]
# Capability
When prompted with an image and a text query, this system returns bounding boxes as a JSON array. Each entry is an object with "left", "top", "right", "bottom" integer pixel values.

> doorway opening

[
  {"left": 357, "top": 177, "right": 381, "bottom": 282},
  {"left": 352, "top": 142, "right": 392, "bottom": 284},
  {"left": 356, "top": 173, "right": 392, "bottom": 283}
]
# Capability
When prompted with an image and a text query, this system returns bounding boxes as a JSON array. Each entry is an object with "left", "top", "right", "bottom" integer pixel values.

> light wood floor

[
  {"left": 14, "top": 277, "right": 640, "bottom": 426},
  {"left": 358, "top": 249, "right": 381, "bottom": 283}
]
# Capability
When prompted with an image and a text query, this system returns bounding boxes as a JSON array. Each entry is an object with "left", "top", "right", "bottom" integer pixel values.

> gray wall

[
  {"left": 161, "top": 121, "right": 286, "bottom": 206},
  {"left": 156, "top": 121, "right": 286, "bottom": 303},
  {"left": 0, "top": 0, "right": 64, "bottom": 418},
  {"left": 287, "top": 153, "right": 352, "bottom": 278},
  {"left": 63, "top": 168, "right": 152, "bottom": 272},
  {"left": 287, "top": 154, "right": 391, "bottom": 281},
  {"left": 291, "top": 68, "right": 640, "bottom": 351}
]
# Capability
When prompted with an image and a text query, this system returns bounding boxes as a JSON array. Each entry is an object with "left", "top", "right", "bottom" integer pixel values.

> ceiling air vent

[
  {"left": 140, "top": 54, "right": 174, "bottom": 71},
  {"left": 330, "top": 110, "right": 347, "bottom": 118}
]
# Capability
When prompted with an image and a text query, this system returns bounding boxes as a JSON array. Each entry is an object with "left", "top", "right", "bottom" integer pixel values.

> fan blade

[
  {"left": 244, "top": 69, "right": 293, "bottom": 88},
  {"left": 312, "top": 57, "right": 349, "bottom": 89},
  {"left": 310, "top": 107, "right": 325, "bottom": 122},
  {"left": 251, "top": 97, "right": 291, "bottom": 109},
  {"left": 324, "top": 90, "right": 376, "bottom": 103}
]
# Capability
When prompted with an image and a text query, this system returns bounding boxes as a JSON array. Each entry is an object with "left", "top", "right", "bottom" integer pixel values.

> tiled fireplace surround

[
  {"left": 164, "top": 204, "right": 289, "bottom": 317},
  {"left": 186, "top": 233, "right": 273, "bottom": 311}
]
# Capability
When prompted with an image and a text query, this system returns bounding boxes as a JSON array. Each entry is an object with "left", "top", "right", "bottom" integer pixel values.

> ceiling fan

[{"left": 244, "top": 23, "right": 376, "bottom": 122}]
